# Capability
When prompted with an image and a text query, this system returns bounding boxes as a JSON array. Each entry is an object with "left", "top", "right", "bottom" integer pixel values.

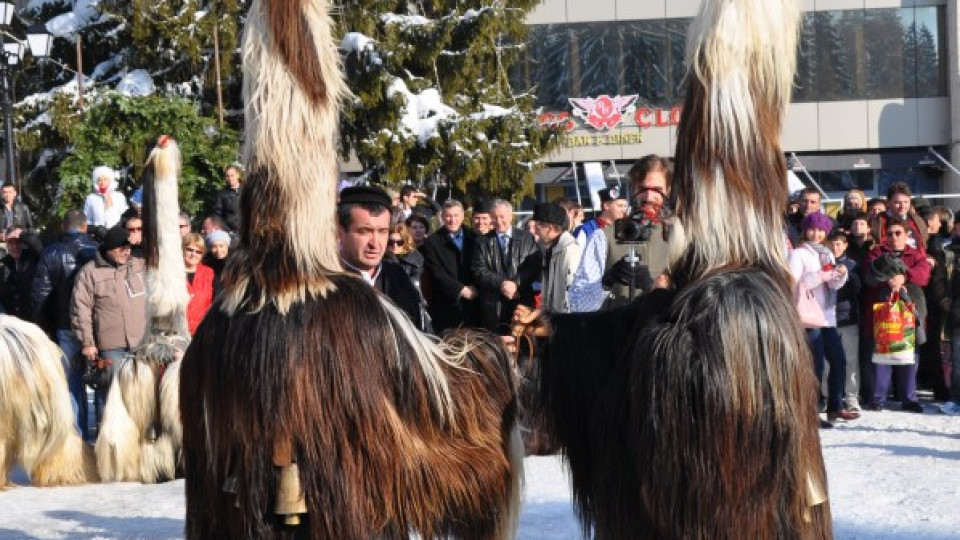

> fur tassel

[
  {"left": 670, "top": 0, "right": 801, "bottom": 292},
  {"left": 0, "top": 315, "right": 97, "bottom": 487},
  {"left": 221, "top": 0, "right": 347, "bottom": 315},
  {"left": 141, "top": 137, "right": 190, "bottom": 332}
]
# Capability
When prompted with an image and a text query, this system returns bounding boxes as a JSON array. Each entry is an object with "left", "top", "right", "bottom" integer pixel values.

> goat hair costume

[
  {"left": 0, "top": 315, "right": 98, "bottom": 487},
  {"left": 95, "top": 137, "right": 190, "bottom": 484},
  {"left": 179, "top": 1, "right": 522, "bottom": 538},
  {"left": 535, "top": 0, "right": 833, "bottom": 538}
]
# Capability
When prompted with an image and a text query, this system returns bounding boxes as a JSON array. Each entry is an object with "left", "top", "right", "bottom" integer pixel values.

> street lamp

[{"left": 0, "top": 3, "right": 52, "bottom": 189}]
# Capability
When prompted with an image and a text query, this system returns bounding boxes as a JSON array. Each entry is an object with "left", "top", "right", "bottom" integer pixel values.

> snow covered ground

[{"left": 0, "top": 404, "right": 957, "bottom": 539}]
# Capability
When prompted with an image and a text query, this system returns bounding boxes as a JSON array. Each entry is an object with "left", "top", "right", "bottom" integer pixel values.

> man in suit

[
  {"left": 471, "top": 199, "right": 540, "bottom": 333},
  {"left": 420, "top": 199, "right": 479, "bottom": 333},
  {"left": 337, "top": 185, "right": 424, "bottom": 330}
]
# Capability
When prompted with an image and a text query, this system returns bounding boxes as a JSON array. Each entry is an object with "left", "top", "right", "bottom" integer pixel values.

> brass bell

[{"left": 274, "top": 462, "right": 307, "bottom": 526}]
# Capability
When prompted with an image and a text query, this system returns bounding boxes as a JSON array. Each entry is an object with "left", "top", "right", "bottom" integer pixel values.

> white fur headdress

[{"left": 91, "top": 166, "right": 119, "bottom": 192}]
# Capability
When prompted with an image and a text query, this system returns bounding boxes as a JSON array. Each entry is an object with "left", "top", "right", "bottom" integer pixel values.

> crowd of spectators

[
  {"left": 3, "top": 157, "right": 958, "bottom": 441},
  {"left": 786, "top": 183, "right": 960, "bottom": 425},
  {"left": 0, "top": 166, "right": 239, "bottom": 439}
]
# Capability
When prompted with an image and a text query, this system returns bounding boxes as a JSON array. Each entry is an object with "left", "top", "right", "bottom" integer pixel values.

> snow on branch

[
  {"left": 341, "top": 32, "right": 376, "bottom": 54},
  {"left": 387, "top": 78, "right": 456, "bottom": 144},
  {"left": 45, "top": 0, "right": 100, "bottom": 37}
]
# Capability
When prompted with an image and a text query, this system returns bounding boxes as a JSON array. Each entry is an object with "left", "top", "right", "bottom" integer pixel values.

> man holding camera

[{"left": 569, "top": 155, "right": 673, "bottom": 312}]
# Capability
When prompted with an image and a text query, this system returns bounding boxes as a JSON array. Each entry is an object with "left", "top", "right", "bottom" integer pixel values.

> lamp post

[{"left": 0, "top": 2, "right": 52, "bottom": 191}]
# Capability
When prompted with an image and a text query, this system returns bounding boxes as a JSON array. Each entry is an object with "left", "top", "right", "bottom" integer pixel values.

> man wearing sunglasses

[
  {"left": 125, "top": 216, "right": 144, "bottom": 258},
  {"left": 337, "top": 185, "right": 425, "bottom": 331},
  {"left": 569, "top": 155, "right": 674, "bottom": 312}
]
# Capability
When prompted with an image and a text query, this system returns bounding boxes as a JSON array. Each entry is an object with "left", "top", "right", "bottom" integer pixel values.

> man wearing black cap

[
  {"left": 337, "top": 185, "right": 424, "bottom": 330},
  {"left": 533, "top": 202, "right": 582, "bottom": 314},
  {"left": 573, "top": 186, "right": 628, "bottom": 246},
  {"left": 472, "top": 199, "right": 493, "bottom": 236},
  {"left": 71, "top": 224, "right": 147, "bottom": 417}
]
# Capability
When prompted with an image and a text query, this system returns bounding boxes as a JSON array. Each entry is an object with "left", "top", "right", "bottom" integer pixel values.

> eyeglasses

[
  {"left": 388, "top": 239, "right": 404, "bottom": 247},
  {"left": 126, "top": 227, "right": 142, "bottom": 232},
  {"left": 179, "top": 224, "right": 190, "bottom": 229}
]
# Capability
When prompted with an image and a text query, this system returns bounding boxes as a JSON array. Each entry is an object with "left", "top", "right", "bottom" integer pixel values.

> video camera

[{"left": 614, "top": 205, "right": 659, "bottom": 244}]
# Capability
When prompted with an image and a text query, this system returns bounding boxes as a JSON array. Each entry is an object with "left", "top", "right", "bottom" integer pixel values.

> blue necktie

[{"left": 499, "top": 234, "right": 509, "bottom": 253}]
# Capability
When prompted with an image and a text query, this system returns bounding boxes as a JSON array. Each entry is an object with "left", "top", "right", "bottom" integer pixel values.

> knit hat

[
  {"left": 473, "top": 199, "right": 493, "bottom": 216},
  {"left": 206, "top": 230, "right": 231, "bottom": 247},
  {"left": 800, "top": 212, "right": 832, "bottom": 235},
  {"left": 101, "top": 225, "right": 131, "bottom": 250},
  {"left": 532, "top": 202, "right": 568, "bottom": 229},
  {"left": 598, "top": 186, "right": 626, "bottom": 203},
  {"left": 338, "top": 185, "right": 392, "bottom": 210}
]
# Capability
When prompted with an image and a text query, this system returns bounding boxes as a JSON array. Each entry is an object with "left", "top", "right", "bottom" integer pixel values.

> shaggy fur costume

[
  {"left": 180, "top": 0, "right": 522, "bottom": 538},
  {"left": 95, "top": 138, "right": 190, "bottom": 483},
  {"left": 537, "top": 0, "right": 833, "bottom": 538},
  {"left": 0, "top": 315, "right": 97, "bottom": 487}
]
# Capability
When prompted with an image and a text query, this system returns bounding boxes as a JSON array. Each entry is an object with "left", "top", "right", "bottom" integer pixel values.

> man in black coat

[
  {"left": 420, "top": 199, "right": 479, "bottom": 333},
  {"left": 0, "top": 228, "right": 41, "bottom": 319},
  {"left": 471, "top": 200, "right": 540, "bottom": 333},
  {"left": 30, "top": 210, "right": 98, "bottom": 437},
  {"left": 212, "top": 165, "right": 242, "bottom": 232},
  {"left": 1, "top": 182, "right": 33, "bottom": 237},
  {"left": 338, "top": 185, "right": 424, "bottom": 331}
]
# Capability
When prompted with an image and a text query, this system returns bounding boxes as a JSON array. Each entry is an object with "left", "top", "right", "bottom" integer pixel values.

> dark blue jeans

[
  {"left": 94, "top": 348, "right": 131, "bottom": 425},
  {"left": 806, "top": 327, "right": 846, "bottom": 412},
  {"left": 57, "top": 329, "right": 87, "bottom": 439}
]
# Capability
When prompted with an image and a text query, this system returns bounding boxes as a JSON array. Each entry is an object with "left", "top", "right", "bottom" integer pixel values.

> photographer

[
  {"left": 569, "top": 155, "right": 673, "bottom": 312},
  {"left": 397, "top": 184, "right": 441, "bottom": 222}
]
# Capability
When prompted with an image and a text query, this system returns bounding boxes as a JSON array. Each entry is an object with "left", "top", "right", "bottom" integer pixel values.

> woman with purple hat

[{"left": 788, "top": 212, "right": 859, "bottom": 424}]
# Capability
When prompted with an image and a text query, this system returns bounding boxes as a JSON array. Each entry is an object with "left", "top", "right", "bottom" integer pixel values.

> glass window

[
  {"left": 816, "top": 170, "right": 875, "bottom": 198},
  {"left": 620, "top": 20, "right": 668, "bottom": 105},
  {"left": 513, "top": 24, "right": 577, "bottom": 110},
  {"left": 573, "top": 23, "right": 621, "bottom": 99},
  {"left": 915, "top": 7, "right": 947, "bottom": 98},
  {"left": 512, "top": 8, "right": 946, "bottom": 110},
  {"left": 793, "top": 13, "right": 818, "bottom": 103},
  {"left": 666, "top": 19, "right": 690, "bottom": 104},
  {"left": 815, "top": 10, "right": 866, "bottom": 102},
  {"left": 877, "top": 168, "right": 940, "bottom": 196},
  {"left": 864, "top": 9, "right": 914, "bottom": 99}
]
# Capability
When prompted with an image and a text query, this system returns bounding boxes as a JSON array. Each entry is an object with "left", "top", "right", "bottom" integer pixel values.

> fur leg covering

[
  {"left": 182, "top": 277, "right": 522, "bottom": 539},
  {"left": 0, "top": 315, "right": 97, "bottom": 487},
  {"left": 95, "top": 353, "right": 182, "bottom": 483}
]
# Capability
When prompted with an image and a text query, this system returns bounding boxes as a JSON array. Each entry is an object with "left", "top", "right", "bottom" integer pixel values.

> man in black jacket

[
  {"left": 212, "top": 165, "right": 242, "bottom": 232},
  {"left": 470, "top": 199, "right": 540, "bottom": 333},
  {"left": 0, "top": 228, "right": 41, "bottom": 319},
  {"left": 338, "top": 185, "right": 424, "bottom": 331},
  {"left": 1, "top": 182, "right": 33, "bottom": 239},
  {"left": 30, "top": 210, "right": 98, "bottom": 438},
  {"left": 421, "top": 199, "right": 479, "bottom": 333}
]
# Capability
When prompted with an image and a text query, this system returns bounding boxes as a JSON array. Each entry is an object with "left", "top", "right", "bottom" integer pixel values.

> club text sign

[{"left": 538, "top": 94, "right": 682, "bottom": 147}]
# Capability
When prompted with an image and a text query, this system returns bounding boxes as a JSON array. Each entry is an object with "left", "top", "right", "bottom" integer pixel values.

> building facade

[{"left": 512, "top": 0, "right": 959, "bottom": 205}]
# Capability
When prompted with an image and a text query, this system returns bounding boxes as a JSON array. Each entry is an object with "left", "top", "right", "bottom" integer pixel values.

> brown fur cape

[
  {"left": 180, "top": 0, "right": 523, "bottom": 538},
  {"left": 536, "top": 0, "right": 833, "bottom": 538}
]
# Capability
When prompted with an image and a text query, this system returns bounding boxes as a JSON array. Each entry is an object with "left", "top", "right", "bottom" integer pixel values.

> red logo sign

[
  {"left": 569, "top": 94, "right": 638, "bottom": 131},
  {"left": 538, "top": 112, "right": 576, "bottom": 132}
]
